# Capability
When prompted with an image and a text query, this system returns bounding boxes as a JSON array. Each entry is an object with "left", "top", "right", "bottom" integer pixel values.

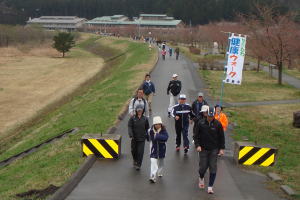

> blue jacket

[
  {"left": 172, "top": 103, "right": 195, "bottom": 124},
  {"left": 147, "top": 127, "right": 169, "bottom": 159},
  {"left": 142, "top": 81, "right": 155, "bottom": 95}
]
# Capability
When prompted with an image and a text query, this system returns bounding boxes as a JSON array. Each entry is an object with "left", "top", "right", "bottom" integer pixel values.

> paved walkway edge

[
  {"left": 50, "top": 48, "right": 159, "bottom": 200},
  {"left": 227, "top": 99, "right": 300, "bottom": 107},
  {"left": 49, "top": 155, "right": 96, "bottom": 200}
]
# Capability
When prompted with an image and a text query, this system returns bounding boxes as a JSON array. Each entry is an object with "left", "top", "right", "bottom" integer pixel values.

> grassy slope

[
  {"left": 0, "top": 37, "right": 156, "bottom": 200},
  {"left": 227, "top": 104, "right": 300, "bottom": 198},
  {"left": 200, "top": 70, "right": 300, "bottom": 102},
  {"left": 0, "top": 35, "right": 105, "bottom": 151}
]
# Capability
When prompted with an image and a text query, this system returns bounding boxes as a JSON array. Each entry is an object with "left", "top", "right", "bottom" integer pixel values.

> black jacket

[
  {"left": 191, "top": 99, "right": 208, "bottom": 120},
  {"left": 193, "top": 118, "right": 225, "bottom": 150},
  {"left": 128, "top": 115, "right": 149, "bottom": 141},
  {"left": 167, "top": 80, "right": 182, "bottom": 96}
]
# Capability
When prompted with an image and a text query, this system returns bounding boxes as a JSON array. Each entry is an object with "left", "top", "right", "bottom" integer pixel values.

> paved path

[
  {"left": 227, "top": 99, "right": 300, "bottom": 107},
  {"left": 244, "top": 61, "right": 300, "bottom": 89},
  {"left": 67, "top": 52, "right": 285, "bottom": 200}
]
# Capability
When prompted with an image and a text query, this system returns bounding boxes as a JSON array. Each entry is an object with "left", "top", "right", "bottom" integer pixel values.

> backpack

[{"left": 133, "top": 97, "right": 146, "bottom": 114}]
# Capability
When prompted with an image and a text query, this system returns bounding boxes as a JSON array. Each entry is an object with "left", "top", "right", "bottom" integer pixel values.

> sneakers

[
  {"left": 176, "top": 146, "right": 180, "bottom": 152},
  {"left": 198, "top": 178, "right": 205, "bottom": 189},
  {"left": 158, "top": 173, "right": 163, "bottom": 177},
  {"left": 135, "top": 165, "right": 140, "bottom": 171},
  {"left": 133, "top": 161, "right": 137, "bottom": 167},
  {"left": 149, "top": 175, "right": 156, "bottom": 183},
  {"left": 207, "top": 187, "right": 214, "bottom": 194},
  {"left": 184, "top": 147, "right": 189, "bottom": 154}
]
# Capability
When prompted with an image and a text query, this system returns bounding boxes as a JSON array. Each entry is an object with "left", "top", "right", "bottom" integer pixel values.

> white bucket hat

[{"left": 153, "top": 116, "right": 163, "bottom": 125}]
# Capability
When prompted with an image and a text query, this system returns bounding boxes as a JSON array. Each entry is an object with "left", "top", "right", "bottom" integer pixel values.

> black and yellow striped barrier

[
  {"left": 81, "top": 134, "right": 121, "bottom": 159},
  {"left": 234, "top": 142, "right": 277, "bottom": 167}
]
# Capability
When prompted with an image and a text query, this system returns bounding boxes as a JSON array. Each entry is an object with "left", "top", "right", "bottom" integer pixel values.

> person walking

[
  {"left": 162, "top": 42, "right": 166, "bottom": 50},
  {"left": 171, "top": 94, "right": 195, "bottom": 154},
  {"left": 175, "top": 47, "right": 180, "bottom": 60},
  {"left": 169, "top": 47, "right": 173, "bottom": 57},
  {"left": 162, "top": 49, "right": 167, "bottom": 60},
  {"left": 142, "top": 74, "right": 156, "bottom": 113},
  {"left": 167, "top": 74, "right": 182, "bottom": 117},
  {"left": 194, "top": 106, "right": 225, "bottom": 194},
  {"left": 192, "top": 92, "right": 208, "bottom": 135},
  {"left": 147, "top": 116, "right": 169, "bottom": 183},
  {"left": 214, "top": 105, "right": 228, "bottom": 131},
  {"left": 128, "top": 105, "right": 150, "bottom": 170},
  {"left": 128, "top": 89, "right": 149, "bottom": 118}
]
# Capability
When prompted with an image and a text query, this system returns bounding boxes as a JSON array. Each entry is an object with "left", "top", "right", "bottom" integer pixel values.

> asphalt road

[{"left": 66, "top": 51, "right": 285, "bottom": 200}]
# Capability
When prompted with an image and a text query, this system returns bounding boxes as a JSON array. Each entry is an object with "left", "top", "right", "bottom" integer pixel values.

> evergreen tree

[{"left": 52, "top": 32, "right": 75, "bottom": 57}]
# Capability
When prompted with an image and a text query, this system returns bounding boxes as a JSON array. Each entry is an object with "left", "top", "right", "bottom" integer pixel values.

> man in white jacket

[{"left": 128, "top": 89, "right": 149, "bottom": 118}]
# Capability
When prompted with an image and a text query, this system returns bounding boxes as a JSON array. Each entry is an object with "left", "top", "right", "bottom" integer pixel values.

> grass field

[
  {"left": 199, "top": 70, "right": 300, "bottom": 102},
  {"left": 284, "top": 68, "right": 300, "bottom": 80},
  {"left": 227, "top": 104, "right": 300, "bottom": 198},
  {"left": 0, "top": 35, "right": 105, "bottom": 140},
  {"left": 0, "top": 36, "right": 157, "bottom": 200}
]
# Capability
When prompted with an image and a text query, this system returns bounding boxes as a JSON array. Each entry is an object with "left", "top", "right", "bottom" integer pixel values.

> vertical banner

[{"left": 224, "top": 33, "right": 247, "bottom": 85}]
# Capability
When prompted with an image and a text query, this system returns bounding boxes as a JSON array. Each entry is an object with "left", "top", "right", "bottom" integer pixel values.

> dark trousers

[
  {"left": 176, "top": 53, "right": 179, "bottom": 60},
  {"left": 131, "top": 139, "right": 145, "bottom": 167},
  {"left": 175, "top": 122, "right": 189, "bottom": 148},
  {"left": 162, "top": 55, "right": 165, "bottom": 60},
  {"left": 198, "top": 149, "right": 218, "bottom": 186}
]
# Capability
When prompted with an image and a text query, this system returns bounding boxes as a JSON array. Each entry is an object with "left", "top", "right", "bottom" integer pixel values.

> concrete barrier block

[
  {"left": 234, "top": 141, "right": 278, "bottom": 167},
  {"left": 81, "top": 134, "right": 122, "bottom": 159}
]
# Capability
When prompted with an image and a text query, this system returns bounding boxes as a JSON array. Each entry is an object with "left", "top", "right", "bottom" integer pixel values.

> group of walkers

[
  {"left": 160, "top": 42, "right": 180, "bottom": 60},
  {"left": 128, "top": 72, "right": 228, "bottom": 194}
]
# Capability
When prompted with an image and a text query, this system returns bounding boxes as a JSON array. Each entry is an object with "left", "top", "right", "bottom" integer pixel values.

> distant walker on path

[
  {"left": 167, "top": 74, "right": 182, "bottom": 117},
  {"left": 175, "top": 47, "right": 180, "bottom": 60},
  {"left": 142, "top": 74, "right": 156, "bottom": 113}
]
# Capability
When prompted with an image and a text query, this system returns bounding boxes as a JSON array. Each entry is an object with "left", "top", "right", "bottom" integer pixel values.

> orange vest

[{"left": 215, "top": 112, "right": 228, "bottom": 131}]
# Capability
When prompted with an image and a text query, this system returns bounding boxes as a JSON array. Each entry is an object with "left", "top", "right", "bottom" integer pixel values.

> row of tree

[
  {"left": 0, "top": 25, "right": 53, "bottom": 47},
  {"left": 86, "top": 5, "right": 300, "bottom": 85},
  {"left": 0, "top": 0, "right": 296, "bottom": 25}
]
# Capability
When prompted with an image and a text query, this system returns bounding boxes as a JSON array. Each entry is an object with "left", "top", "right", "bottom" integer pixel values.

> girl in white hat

[{"left": 147, "top": 116, "right": 169, "bottom": 183}]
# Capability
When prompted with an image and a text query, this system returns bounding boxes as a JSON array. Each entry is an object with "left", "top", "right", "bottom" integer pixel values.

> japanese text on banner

[{"left": 224, "top": 34, "right": 247, "bottom": 85}]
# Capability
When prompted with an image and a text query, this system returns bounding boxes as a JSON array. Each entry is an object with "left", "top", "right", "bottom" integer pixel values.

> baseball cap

[
  {"left": 172, "top": 74, "right": 178, "bottom": 78},
  {"left": 200, "top": 105, "right": 209, "bottom": 112},
  {"left": 135, "top": 105, "right": 144, "bottom": 111},
  {"left": 207, "top": 106, "right": 215, "bottom": 117},
  {"left": 198, "top": 92, "right": 204, "bottom": 97},
  {"left": 179, "top": 94, "right": 186, "bottom": 99}
]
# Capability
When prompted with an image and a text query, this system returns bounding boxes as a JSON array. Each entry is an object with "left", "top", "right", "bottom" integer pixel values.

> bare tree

[{"left": 241, "top": 5, "right": 300, "bottom": 84}]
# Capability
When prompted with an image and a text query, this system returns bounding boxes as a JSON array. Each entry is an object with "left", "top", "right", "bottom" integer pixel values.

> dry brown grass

[{"left": 0, "top": 43, "right": 104, "bottom": 138}]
